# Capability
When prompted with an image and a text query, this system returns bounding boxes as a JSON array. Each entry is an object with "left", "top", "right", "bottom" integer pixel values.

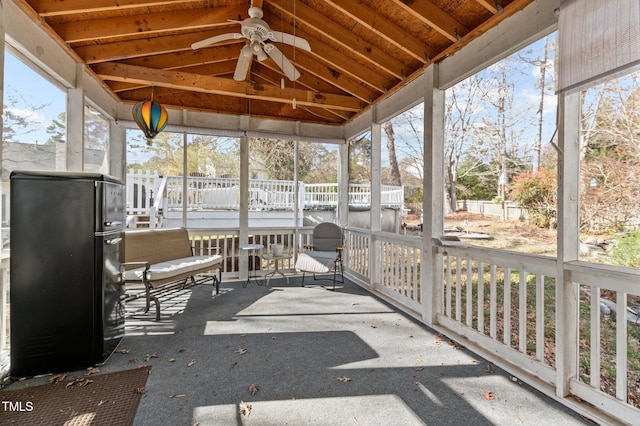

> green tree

[{"left": 46, "top": 112, "right": 66, "bottom": 144}]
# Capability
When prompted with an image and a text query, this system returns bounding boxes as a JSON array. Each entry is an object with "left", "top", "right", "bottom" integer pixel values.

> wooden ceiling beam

[
  {"left": 323, "top": 0, "right": 436, "bottom": 62},
  {"left": 121, "top": 87, "right": 338, "bottom": 125},
  {"left": 274, "top": 44, "right": 378, "bottom": 103},
  {"left": 474, "top": 0, "right": 500, "bottom": 14},
  {"left": 92, "top": 62, "right": 363, "bottom": 112},
  {"left": 25, "top": 0, "right": 199, "bottom": 16},
  {"left": 265, "top": 1, "right": 408, "bottom": 80},
  {"left": 389, "top": 0, "right": 470, "bottom": 42},
  {"left": 122, "top": 44, "right": 243, "bottom": 70},
  {"left": 268, "top": 18, "right": 395, "bottom": 94},
  {"left": 75, "top": 29, "right": 237, "bottom": 63},
  {"left": 250, "top": 70, "right": 347, "bottom": 122},
  {"left": 51, "top": 5, "right": 246, "bottom": 43}
]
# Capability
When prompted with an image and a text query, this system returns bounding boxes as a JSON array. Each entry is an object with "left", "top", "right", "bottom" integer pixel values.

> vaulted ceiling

[{"left": 15, "top": 0, "right": 533, "bottom": 126}]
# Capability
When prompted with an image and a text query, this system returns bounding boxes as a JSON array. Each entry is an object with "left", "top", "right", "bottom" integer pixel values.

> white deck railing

[{"left": 126, "top": 171, "right": 404, "bottom": 216}]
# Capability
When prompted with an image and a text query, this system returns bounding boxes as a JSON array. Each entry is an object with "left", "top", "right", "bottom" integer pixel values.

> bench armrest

[{"left": 120, "top": 261, "right": 150, "bottom": 275}]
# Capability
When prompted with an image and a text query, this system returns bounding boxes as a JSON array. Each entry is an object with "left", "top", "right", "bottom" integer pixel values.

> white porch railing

[
  {"left": 341, "top": 229, "right": 640, "bottom": 425},
  {"left": 2, "top": 219, "right": 638, "bottom": 423}
]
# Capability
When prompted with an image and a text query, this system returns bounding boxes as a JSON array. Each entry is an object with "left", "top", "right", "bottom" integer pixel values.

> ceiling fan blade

[
  {"left": 263, "top": 43, "right": 300, "bottom": 81},
  {"left": 234, "top": 45, "right": 252, "bottom": 81},
  {"left": 268, "top": 31, "right": 311, "bottom": 51},
  {"left": 191, "top": 33, "right": 243, "bottom": 50},
  {"left": 256, "top": 46, "right": 268, "bottom": 62}
]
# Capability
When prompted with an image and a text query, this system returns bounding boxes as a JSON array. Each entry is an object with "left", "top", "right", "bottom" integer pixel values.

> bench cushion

[
  {"left": 295, "top": 251, "right": 338, "bottom": 274},
  {"left": 122, "top": 255, "right": 222, "bottom": 282}
]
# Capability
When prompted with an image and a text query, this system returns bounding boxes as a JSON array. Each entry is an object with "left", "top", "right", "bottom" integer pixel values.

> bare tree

[
  {"left": 444, "top": 75, "right": 484, "bottom": 211},
  {"left": 383, "top": 120, "right": 402, "bottom": 186}
]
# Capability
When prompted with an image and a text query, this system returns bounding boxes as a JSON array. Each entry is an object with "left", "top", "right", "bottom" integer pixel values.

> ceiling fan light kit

[{"left": 191, "top": 5, "right": 310, "bottom": 82}]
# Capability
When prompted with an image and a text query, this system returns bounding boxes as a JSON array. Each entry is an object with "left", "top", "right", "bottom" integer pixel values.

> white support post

[
  {"left": 370, "top": 111, "right": 382, "bottom": 290},
  {"left": 338, "top": 142, "right": 349, "bottom": 229},
  {"left": 239, "top": 134, "right": 250, "bottom": 281},
  {"left": 182, "top": 132, "right": 188, "bottom": 227},
  {"left": 556, "top": 91, "right": 581, "bottom": 398},
  {"left": 66, "top": 62, "right": 85, "bottom": 171},
  {"left": 423, "top": 64, "right": 445, "bottom": 325}
]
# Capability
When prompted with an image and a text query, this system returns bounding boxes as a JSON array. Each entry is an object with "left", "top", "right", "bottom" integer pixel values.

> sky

[{"left": 3, "top": 51, "right": 66, "bottom": 144}]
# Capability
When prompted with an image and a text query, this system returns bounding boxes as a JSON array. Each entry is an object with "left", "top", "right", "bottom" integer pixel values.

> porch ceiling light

[{"left": 132, "top": 100, "right": 168, "bottom": 146}]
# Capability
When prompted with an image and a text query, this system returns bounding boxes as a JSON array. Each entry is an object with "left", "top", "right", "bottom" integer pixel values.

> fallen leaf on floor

[
  {"left": 271, "top": 336, "right": 278, "bottom": 340},
  {"left": 484, "top": 390, "right": 496, "bottom": 400},
  {"left": 66, "top": 377, "right": 93, "bottom": 388},
  {"left": 169, "top": 394, "right": 187, "bottom": 398},
  {"left": 435, "top": 334, "right": 443, "bottom": 346},
  {"left": 337, "top": 376, "right": 351, "bottom": 382},
  {"left": 231, "top": 361, "right": 238, "bottom": 368},
  {"left": 249, "top": 383, "right": 259, "bottom": 395},
  {"left": 239, "top": 401, "right": 252, "bottom": 416},
  {"left": 240, "top": 334, "right": 247, "bottom": 338},
  {"left": 188, "top": 359, "right": 196, "bottom": 367},
  {"left": 129, "top": 357, "right": 138, "bottom": 363},
  {"left": 97, "top": 400, "right": 105, "bottom": 406},
  {"left": 49, "top": 373, "right": 68, "bottom": 383},
  {"left": 353, "top": 416, "right": 359, "bottom": 424},
  {"left": 370, "top": 325, "right": 377, "bottom": 328},
  {"left": 144, "top": 353, "right": 159, "bottom": 362},
  {"left": 115, "top": 349, "right": 130, "bottom": 354},
  {"left": 485, "top": 364, "right": 495, "bottom": 373},
  {"left": 351, "top": 302, "right": 359, "bottom": 305},
  {"left": 515, "top": 415, "right": 522, "bottom": 423},
  {"left": 414, "top": 367, "right": 424, "bottom": 371},
  {"left": 168, "top": 358, "right": 176, "bottom": 362},
  {"left": 235, "top": 346, "right": 247, "bottom": 355},
  {"left": 85, "top": 367, "right": 100, "bottom": 376},
  {"left": 470, "top": 360, "right": 478, "bottom": 364},
  {"left": 178, "top": 349, "right": 185, "bottom": 353},
  {"left": 134, "top": 387, "right": 146, "bottom": 395},
  {"left": 448, "top": 340, "right": 460, "bottom": 349}
]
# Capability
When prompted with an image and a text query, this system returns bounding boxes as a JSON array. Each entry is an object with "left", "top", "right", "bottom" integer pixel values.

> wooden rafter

[
  {"left": 389, "top": 0, "right": 470, "bottom": 42},
  {"left": 91, "top": 62, "right": 363, "bottom": 112},
  {"left": 322, "top": 0, "right": 436, "bottom": 62},
  {"left": 17, "top": 0, "right": 534, "bottom": 126},
  {"left": 266, "top": 1, "right": 407, "bottom": 81},
  {"left": 26, "top": 0, "right": 197, "bottom": 16},
  {"left": 51, "top": 5, "right": 246, "bottom": 43}
]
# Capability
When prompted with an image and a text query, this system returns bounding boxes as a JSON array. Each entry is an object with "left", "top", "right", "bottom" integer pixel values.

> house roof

[{"left": 15, "top": 0, "right": 533, "bottom": 127}]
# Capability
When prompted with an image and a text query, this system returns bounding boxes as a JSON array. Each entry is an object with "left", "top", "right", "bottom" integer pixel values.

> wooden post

[
  {"left": 556, "top": 91, "right": 580, "bottom": 397},
  {"left": 423, "top": 64, "right": 445, "bottom": 325}
]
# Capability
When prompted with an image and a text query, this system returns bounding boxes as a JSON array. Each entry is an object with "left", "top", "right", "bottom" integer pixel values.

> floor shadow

[{"left": 107, "top": 278, "right": 588, "bottom": 425}]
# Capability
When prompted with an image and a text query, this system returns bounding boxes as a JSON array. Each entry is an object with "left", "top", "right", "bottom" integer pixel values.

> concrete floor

[{"left": 5, "top": 276, "right": 594, "bottom": 425}]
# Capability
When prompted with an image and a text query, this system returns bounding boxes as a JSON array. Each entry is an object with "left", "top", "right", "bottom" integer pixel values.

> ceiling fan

[{"left": 191, "top": 6, "right": 311, "bottom": 82}]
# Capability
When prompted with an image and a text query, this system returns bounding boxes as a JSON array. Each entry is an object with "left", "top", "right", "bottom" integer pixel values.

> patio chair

[{"left": 295, "top": 222, "right": 344, "bottom": 290}]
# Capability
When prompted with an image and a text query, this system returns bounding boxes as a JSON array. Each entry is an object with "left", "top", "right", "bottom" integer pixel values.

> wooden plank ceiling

[{"left": 16, "top": 0, "right": 533, "bottom": 126}]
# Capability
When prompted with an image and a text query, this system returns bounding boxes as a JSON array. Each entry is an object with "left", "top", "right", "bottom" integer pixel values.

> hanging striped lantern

[{"left": 132, "top": 100, "right": 168, "bottom": 146}]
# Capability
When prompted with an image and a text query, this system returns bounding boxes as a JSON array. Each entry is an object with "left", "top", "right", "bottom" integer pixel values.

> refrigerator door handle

[
  {"left": 105, "top": 237, "right": 122, "bottom": 246},
  {"left": 104, "top": 221, "right": 123, "bottom": 227}
]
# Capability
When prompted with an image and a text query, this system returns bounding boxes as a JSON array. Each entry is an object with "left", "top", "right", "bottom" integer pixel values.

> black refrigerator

[{"left": 10, "top": 171, "right": 126, "bottom": 377}]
